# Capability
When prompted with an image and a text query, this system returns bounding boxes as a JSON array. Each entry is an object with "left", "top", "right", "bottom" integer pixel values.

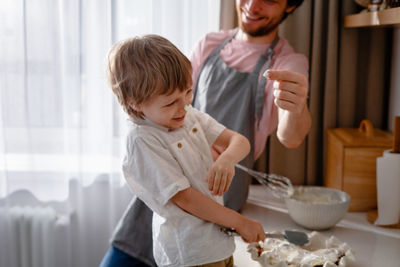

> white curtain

[{"left": 0, "top": 0, "right": 220, "bottom": 266}]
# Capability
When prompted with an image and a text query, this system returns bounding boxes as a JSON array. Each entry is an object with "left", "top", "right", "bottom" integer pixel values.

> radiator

[{"left": 0, "top": 206, "right": 71, "bottom": 267}]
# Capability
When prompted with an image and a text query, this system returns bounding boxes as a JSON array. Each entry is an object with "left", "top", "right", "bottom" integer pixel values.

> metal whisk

[{"left": 235, "top": 164, "right": 294, "bottom": 198}]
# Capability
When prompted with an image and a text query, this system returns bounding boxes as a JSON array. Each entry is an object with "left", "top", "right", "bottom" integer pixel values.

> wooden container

[{"left": 325, "top": 120, "right": 393, "bottom": 211}]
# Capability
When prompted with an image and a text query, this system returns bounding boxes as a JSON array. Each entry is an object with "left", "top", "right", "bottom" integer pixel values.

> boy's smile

[
  {"left": 173, "top": 114, "right": 186, "bottom": 122},
  {"left": 133, "top": 88, "right": 193, "bottom": 130}
]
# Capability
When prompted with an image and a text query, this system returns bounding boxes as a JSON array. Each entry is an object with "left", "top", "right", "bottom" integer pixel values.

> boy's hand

[
  {"left": 236, "top": 217, "right": 266, "bottom": 243},
  {"left": 205, "top": 156, "right": 234, "bottom": 196}
]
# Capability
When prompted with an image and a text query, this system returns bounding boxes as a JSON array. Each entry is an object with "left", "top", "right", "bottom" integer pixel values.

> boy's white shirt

[{"left": 123, "top": 105, "right": 235, "bottom": 267}]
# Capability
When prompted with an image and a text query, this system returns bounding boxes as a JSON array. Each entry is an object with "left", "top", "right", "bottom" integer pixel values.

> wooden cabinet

[{"left": 325, "top": 120, "right": 393, "bottom": 211}]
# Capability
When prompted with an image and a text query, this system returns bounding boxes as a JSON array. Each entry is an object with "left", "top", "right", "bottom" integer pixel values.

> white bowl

[{"left": 284, "top": 186, "right": 350, "bottom": 230}]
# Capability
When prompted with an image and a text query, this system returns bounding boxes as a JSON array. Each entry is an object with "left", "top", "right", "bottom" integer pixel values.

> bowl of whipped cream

[{"left": 285, "top": 186, "right": 350, "bottom": 230}]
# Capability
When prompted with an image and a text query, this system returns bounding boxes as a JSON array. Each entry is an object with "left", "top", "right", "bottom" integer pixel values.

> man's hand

[
  {"left": 264, "top": 69, "right": 311, "bottom": 148},
  {"left": 264, "top": 70, "right": 308, "bottom": 114}
]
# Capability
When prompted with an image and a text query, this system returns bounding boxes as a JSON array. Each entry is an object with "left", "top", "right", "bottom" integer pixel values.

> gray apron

[
  {"left": 111, "top": 198, "right": 156, "bottom": 266},
  {"left": 193, "top": 32, "right": 279, "bottom": 211}
]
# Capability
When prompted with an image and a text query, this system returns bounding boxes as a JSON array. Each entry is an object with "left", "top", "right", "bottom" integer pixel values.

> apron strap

[
  {"left": 192, "top": 31, "right": 238, "bottom": 103},
  {"left": 213, "top": 31, "right": 237, "bottom": 55},
  {"left": 255, "top": 35, "right": 279, "bottom": 130}
]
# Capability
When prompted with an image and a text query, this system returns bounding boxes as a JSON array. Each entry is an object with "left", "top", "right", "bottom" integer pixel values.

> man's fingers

[
  {"left": 274, "top": 98, "right": 297, "bottom": 111},
  {"left": 273, "top": 80, "right": 308, "bottom": 96},
  {"left": 265, "top": 69, "right": 307, "bottom": 85},
  {"left": 274, "top": 89, "right": 297, "bottom": 103}
]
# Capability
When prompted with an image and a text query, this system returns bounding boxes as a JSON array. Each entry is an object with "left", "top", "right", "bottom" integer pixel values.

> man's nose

[{"left": 245, "top": 0, "right": 263, "bottom": 13}]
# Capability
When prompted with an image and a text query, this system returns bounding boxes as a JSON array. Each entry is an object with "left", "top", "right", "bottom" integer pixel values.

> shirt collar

[{"left": 130, "top": 117, "right": 170, "bottom": 132}]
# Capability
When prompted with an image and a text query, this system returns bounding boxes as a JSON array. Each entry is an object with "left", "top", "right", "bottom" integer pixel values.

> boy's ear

[{"left": 127, "top": 97, "right": 142, "bottom": 112}]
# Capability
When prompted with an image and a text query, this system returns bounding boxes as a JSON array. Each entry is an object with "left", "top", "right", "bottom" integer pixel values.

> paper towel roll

[{"left": 375, "top": 149, "right": 400, "bottom": 225}]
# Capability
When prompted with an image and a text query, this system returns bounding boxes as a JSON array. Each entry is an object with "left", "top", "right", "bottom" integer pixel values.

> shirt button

[
  {"left": 192, "top": 128, "right": 198, "bottom": 133},
  {"left": 177, "top": 143, "right": 182, "bottom": 148}
]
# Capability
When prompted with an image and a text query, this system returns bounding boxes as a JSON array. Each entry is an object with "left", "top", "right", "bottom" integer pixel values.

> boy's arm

[
  {"left": 213, "top": 128, "right": 250, "bottom": 164},
  {"left": 171, "top": 186, "right": 265, "bottom": 243},
  {"left": 206, "top": 128, "right": 250, "bottom": 196}
]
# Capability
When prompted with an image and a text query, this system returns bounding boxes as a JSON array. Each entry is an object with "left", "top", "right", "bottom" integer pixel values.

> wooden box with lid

[{"left": 325, "top": 120, "right": 393, "bottom": 211}]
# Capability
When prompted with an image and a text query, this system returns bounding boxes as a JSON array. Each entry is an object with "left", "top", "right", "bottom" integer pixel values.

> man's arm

[
  {"left": 171, "top": 187, "right": 265, "bottom": 243},
  {"left": 265, "top": 70, "right": 312, "bottom": 148}
]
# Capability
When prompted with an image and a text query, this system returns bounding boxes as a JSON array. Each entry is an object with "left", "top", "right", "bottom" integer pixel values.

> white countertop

[{"left": 233, "top": 185, "right": 400, "bottom": 267}]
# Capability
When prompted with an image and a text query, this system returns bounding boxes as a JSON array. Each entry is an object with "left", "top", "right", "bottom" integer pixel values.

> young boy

[{"left": 107, "top": 34, "right": 266, "bottom": 267}]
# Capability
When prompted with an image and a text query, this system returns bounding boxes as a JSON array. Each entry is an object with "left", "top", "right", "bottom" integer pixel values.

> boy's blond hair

[{"left": 107, "top": 34, "right": 192, "bottom": 118}]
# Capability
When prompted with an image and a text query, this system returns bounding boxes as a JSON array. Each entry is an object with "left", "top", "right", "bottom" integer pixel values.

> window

[{"left": 0, "top": 0, "right": 220, "bottom": 200}]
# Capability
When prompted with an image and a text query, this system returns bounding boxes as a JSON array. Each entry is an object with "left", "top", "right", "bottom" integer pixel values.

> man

[
  {"left": 191, "top": 0, "right": 311, "bottom": 211},
  {"left": 100, "top": 0, "right": 310, "bottom": 266}
]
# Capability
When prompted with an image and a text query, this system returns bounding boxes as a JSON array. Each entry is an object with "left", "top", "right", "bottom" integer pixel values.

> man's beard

[{"left": 239, "top": 13, "right": 286, "bottom": 37}]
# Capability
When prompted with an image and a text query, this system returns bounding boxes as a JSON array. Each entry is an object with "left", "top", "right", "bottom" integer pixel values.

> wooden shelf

[{"left": 344, "top": 7, "right": 400, "bottom": 28}]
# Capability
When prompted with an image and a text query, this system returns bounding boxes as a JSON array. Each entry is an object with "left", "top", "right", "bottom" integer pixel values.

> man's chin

[{"left": 240, "top": 24, "right": 278, "bottom": 37}]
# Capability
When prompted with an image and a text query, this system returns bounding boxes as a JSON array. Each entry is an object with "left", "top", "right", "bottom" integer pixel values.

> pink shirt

[{"left": 191, "top": 29, "right": 309, "bottom": 160}]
